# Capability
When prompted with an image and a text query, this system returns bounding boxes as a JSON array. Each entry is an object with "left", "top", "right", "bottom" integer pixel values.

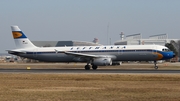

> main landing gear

[
  {"left": 85, "top": 65, "right": 91, "bottom": 70},
  {"left": 154, "top": 61, "right": 158, "bottom": 70},
  {"left": 92, "top": 65, "right": 98, "bottom": 70},
  {"left": 84, "top": 64, "right": 98, "bottom": 70}
]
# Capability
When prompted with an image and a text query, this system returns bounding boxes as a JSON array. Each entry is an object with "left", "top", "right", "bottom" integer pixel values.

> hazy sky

[{"left": 1, "top": 0, "right": 180, "bottom": 53}]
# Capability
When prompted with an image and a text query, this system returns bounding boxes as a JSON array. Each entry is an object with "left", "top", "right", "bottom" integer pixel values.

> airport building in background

[
  {"left": 114, "top": 33, "right": 179, "bottom": 46},
  {"left": 32, "top": 38, "right": 101, "bottom": 47}
]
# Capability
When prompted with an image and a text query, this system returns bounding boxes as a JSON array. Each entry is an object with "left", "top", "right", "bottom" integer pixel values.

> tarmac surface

[
  {"left": 0, "top": 62, "right": 180, "bottom": 74},
  {"left": 0, "top": 69, "right": 180, "bottom": 74}
]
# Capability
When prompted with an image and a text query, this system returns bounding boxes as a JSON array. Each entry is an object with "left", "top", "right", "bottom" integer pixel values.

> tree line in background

[{"left": 165, "top": 40, "right": 180, "bottom": 57}]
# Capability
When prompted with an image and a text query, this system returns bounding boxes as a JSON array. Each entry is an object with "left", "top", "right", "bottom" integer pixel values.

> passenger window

[{"left": 95, "top": 47, "right": 100, "bottom": 49}]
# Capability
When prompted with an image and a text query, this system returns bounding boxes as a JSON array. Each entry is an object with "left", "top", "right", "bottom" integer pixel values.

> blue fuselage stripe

[{"left": 26, "top": 49, "right": 161, "bottom": 54}]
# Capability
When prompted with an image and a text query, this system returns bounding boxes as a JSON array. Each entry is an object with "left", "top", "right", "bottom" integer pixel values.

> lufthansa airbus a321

[{"left": 8, "top": 26, "right": 175, "bottom": 70}]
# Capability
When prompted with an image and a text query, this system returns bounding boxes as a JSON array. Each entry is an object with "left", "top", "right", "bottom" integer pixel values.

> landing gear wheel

[
  {"left": 154, "top": 61, "right": 158, "bottom": 70},
  {"left": 85, "top": 65, "right": 90, "bottom": 70},
  {"left": 92, "top": 65, "right": 98, "bottom": 70},
  {"left": 154, "top": 66, "right": 158, "bottom": 70}
]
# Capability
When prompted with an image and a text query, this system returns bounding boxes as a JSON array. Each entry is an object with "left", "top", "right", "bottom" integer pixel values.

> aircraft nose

[
  {"left": 163, "top": 51, "right": 176, "bottom": 60},
  {"left": 173, "top": 53, "right": 176, "bottom": 58}
]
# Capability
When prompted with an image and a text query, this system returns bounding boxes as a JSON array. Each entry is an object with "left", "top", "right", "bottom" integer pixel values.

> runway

[
  {"left": 1, "top": 62, "right": 180, "bottom": 74},
  {"left": 0, "top": 69, "right": 180, "bottom": 74}
]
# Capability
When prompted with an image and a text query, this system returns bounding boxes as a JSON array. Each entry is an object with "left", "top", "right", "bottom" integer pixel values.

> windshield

[{"left": 162, "top": 48, "right": 171, "bottom": 52}]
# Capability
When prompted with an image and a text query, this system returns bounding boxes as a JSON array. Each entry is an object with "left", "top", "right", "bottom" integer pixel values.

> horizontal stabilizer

[{"left": 7, "top": 50, "right": 26, "bottom": 55}]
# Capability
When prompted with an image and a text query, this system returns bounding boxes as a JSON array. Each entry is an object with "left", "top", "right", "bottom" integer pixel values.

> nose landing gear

[{"left": 154, "top": 61, "right": 158, "bottom": 70}]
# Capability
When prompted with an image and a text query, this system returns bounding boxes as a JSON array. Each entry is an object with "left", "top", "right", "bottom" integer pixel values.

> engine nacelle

[{"left": 92, "top": 58, "right": 112, "bottom": 66}]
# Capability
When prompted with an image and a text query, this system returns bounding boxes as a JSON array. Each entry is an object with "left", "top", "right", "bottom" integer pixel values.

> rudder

[{"left": 11, "top": 26, "right": 37, "bottom": 49}]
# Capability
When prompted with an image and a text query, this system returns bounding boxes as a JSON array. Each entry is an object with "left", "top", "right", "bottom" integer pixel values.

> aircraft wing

[
  {"left": 63, "top": 51, "right": 100, "bottom": 58},
  {"left": 59, "top": 51, "right": 116, "bottom": 60}
]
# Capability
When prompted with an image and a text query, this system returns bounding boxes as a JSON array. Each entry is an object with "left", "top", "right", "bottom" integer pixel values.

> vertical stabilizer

[{"left": 11, "top": 26, "right": 36, "bottom": 49}]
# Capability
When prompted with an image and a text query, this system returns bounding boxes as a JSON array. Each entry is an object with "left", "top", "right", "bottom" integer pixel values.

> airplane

[{"left": 8, "top": 25, "right": 175, "bottom": 70}]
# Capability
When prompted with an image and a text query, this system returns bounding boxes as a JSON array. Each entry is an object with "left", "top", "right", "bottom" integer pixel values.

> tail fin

[{"left": 11, "top": 26, "right": 37, "bottom": 49}]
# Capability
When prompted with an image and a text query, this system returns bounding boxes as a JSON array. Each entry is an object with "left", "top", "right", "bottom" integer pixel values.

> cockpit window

[{"left": 162, "top": 48, "right": 170, "bottom": 52}]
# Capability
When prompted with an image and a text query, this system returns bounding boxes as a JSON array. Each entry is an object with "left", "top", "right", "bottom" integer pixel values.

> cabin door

[
  {"left": 33, "top": 49, "right": 38, "bottom": 57},
  {"left": 118, "top": 47, "right": 124, "bottom": 55},
  {"left": 152, "top": 46, "right": 157, "bottom": 53},
  {"left": 55, "top": 49, "right": 60, "bottom": 57}
]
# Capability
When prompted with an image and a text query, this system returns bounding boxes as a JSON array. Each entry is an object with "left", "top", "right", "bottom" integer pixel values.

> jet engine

[{"left": 92, "top": 58, "right": 112, "bottom": 66}]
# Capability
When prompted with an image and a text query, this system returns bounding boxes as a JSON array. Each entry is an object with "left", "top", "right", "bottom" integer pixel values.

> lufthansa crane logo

[{"left": 12, "top": 32, "right": 22, "bottom": 39}]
